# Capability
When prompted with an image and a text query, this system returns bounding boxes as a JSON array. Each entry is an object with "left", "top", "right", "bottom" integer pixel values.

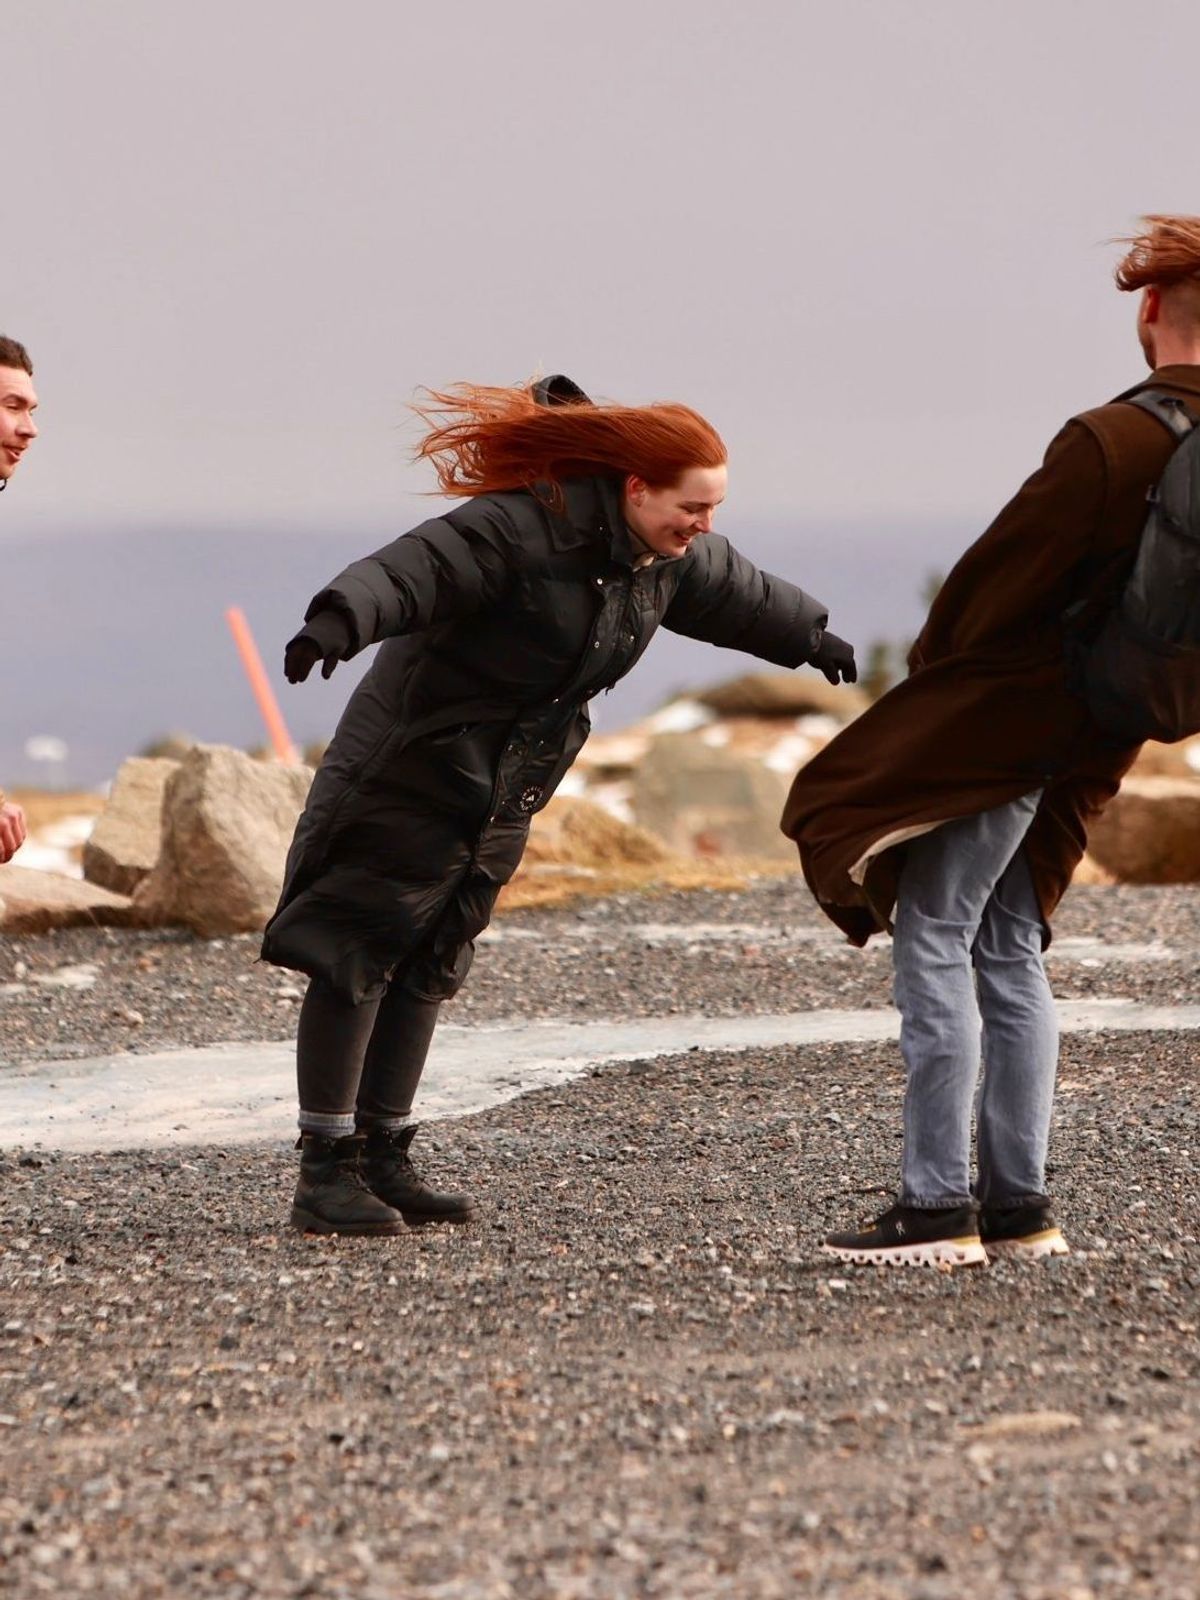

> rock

[
  {"left": 1087, "top": 776, "right": 1200, "bottom": 884},
  {"left": 82, "top": 758, "right": 179, "bottom": 895},
  {"left": 631, "top": 733, "right": 794, "bottom": 860},
  {"left": 520, "top": 797, "right": 673, "bottom": 873},
  {"left": 694, "top": 714, "right": 828, "bottom": 775},
  {"left": 574, "top": 727, "right": 654, "bottom": 780},
  {"left": 133, "top": 745, "right": 313, "bottom": 936},
  {"left": 0, "top": 866, "right": 134, "bottom": 933},
  {"left": 137, "top": 732, "right": 196, "bottom": 761},
  {"left": 692, "top": 671, "right": 869, "bottom": 721},
  {"left": 1071, "top": 852, "right": 1116, "bottom": 887},
  {"left": 1130, "top": 733, "right": 1200, "bottom": 779},
  {"left": 962, "top": 1411, "right": 1081, "bottom": 1439},
  {"left": 572, "top": 690, "right": 837, "bottom": 812}
]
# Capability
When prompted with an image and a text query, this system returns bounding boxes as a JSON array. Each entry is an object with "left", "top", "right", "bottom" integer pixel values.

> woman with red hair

[{"left": 265, "top": 375, "right": 855, "bottom": 1236}]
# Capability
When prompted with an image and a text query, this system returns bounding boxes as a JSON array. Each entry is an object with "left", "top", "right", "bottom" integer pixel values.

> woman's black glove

[
  {"left": 810, "top": 631, "right": 857, "bottom": 685},
  {"left": 284, "top": 609, "right": 353, "bottom": 683}
]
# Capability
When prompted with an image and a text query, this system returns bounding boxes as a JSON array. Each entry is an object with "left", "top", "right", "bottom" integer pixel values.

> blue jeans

[{"left": 892, "top": 793, "right": 1059, "bottom": 1208}]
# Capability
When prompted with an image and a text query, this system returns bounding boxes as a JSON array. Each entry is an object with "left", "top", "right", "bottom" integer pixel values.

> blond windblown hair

[{"left": 1115, "top": 215, "right": 1200, "bottom": 292}]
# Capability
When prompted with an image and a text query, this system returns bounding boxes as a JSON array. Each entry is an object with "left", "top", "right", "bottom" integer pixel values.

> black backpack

[{"left": 1073, "top": 388, "right": 1200, "bottom": 745}]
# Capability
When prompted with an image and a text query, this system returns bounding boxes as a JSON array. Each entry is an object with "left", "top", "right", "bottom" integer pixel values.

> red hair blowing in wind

[{"left": 413, "top": 381, "right": 727, "bottom": 500}]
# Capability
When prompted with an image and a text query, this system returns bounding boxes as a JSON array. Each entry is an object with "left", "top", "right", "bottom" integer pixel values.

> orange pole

[{"left": 225, "top": 606, "right": 299, "bottom": 764}]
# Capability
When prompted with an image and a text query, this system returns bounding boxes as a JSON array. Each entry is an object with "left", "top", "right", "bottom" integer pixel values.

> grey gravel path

[
  {"left": 2, "top": 880, "right": 1198, "bottom": 1068},
  {"left": 1, "top": 1028, "right": 1197, "bottom": 1599},
  {"left": 5, "top": 999, "right": 1199, "bottom": 1153},
  {"left": 0, "top": 879, "right": 1197, "bottom": 1598}
]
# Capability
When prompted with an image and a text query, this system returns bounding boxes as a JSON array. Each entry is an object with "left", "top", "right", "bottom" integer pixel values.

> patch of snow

[
  {"left": 14, "top": 842, "right": 82, "bottom": 877},
  {"left": 763, "top": 734, "right": 815, "bottom": 774},
  {"left": 643, "top": 698, "right": 715, "bottom": 734},
  {"left": 795, "top": 713, "right": 842, "bottom": 739},
  {"left": 18, "top": 813, "right": 98, "bottom": 880},
  {"left": 40, "top": 814, "right": 96, "bottom": 849},
  {"left": 31, "top": 964, "right": 100, "bottom": 991},
  {"left": 582, "top": 781, "right": 634, "bottom": 824}
]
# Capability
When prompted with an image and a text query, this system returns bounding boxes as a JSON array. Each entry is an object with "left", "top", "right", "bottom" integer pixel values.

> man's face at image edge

[{"left": 0, "top": 366, "right": 38, "bottom": 480}]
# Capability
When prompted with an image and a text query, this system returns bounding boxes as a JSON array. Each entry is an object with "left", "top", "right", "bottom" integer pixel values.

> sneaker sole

[
  {"left": 984, "top": 1228, "right": 1069, "bottom": 1260},
  {"left": 289, "top": 1206, "right": 405, "bottom": 1238},
  {"left": 821, "top": 1236, "right": 989, "bottom": 1268}
]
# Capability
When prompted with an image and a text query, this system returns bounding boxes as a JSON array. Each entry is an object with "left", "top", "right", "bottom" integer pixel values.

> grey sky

[
  {"left": 8, "top": 1, "right": 1198, "bottom": 539},
  {"left": 5, "top": 3, "right": 1200, "bottom": 784}
]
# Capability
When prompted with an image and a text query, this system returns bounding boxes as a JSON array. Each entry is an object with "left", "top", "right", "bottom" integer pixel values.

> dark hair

[{"left": 0, "top": 336, "right": 32, "bottom": 375}]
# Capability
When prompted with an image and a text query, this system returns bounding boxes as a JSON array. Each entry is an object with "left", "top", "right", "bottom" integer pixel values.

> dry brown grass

[
  {"left": 498, "top": 796, "right": 798, "bottom": 910},
  {"left": 497, "top": 855, "right": 798, "bottom": 911},
  {"left": 8, "top": 788, "right": 105, "bottom": 832}
]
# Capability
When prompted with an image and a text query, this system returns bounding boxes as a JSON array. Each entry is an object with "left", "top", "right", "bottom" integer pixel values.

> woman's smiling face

[{"left": 622, "top": 463, "right": 728, "bottom": 558}]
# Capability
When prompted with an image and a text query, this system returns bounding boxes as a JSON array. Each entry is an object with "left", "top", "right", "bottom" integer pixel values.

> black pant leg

[
  {"left": 296, "top": 977, "right": 382, "bottom": 1134},
  {"left": 355, "top": 984, "right": 442, "bottom": 1129}
]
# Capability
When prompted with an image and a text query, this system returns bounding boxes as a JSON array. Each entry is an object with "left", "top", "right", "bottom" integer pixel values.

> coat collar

[
  {"left": 1115, "top": 363, "right": 1200, "bottom": 402},
  {"left": 563, "top": 472, "right": 686, "bottom": 571}
]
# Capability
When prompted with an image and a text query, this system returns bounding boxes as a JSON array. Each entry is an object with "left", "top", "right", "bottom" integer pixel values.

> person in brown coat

[{"left": 782, "top": 215, "right": 1200, "bottom": 1267}]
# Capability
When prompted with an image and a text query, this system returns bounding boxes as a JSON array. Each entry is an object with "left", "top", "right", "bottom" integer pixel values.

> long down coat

[
  {"left": 263, "top": 471, "right": 829, "bottom": 1002},
  {"left": 781, "top": 364, "right": 1200, "bottom": 946}
]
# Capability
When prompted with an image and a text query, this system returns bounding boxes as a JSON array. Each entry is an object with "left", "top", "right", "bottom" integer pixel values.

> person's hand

[
  {"left": 284, "top": 610, "right": 353, "bottom": 684},
  {"left": 810, "top": 631, "right": 857, "bottom": 685},
  {"left": 0, "top": 801, "right": 27, "bottom": 864}
]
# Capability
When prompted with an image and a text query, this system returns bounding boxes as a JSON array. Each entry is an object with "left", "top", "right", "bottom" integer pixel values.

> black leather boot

[
  {"left": 361, "top": 1125, "right": 477, "bottom": 1225},
  {"left": 290, "top": 1133, "right": 406, "bottom": 1236}
]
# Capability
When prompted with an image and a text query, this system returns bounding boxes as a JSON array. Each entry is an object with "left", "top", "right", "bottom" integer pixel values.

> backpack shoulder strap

[
  {"left": 1064, "top": 391, "right": 1195, "bottom": 635},
  {"left": 1120, "top": 388, "right": 1197, "bottom": 442}
]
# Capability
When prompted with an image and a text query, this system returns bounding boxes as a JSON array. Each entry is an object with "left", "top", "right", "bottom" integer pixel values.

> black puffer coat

[{"left": 262, "top": 471, "right": 828, "bottom": 1003}]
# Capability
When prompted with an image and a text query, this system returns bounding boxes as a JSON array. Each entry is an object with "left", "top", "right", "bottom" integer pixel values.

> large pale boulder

[
  {"left": 692, "top": 671, "right": 869, "bottom": 722},
  {"left": 133, "top": 744, "right": 313, "bottom": 936},
  {"left": 0, "top": 866, "right": 134, "bottom": 933},
  {"left": 82, "top": 757, "right": 179, "bottom": 894},
  {"left": 1087, "top": 775, "right": 1200, "bottom": 883},
  {"left": 631, "top": 733, "right": 794, "bottom": 860}
]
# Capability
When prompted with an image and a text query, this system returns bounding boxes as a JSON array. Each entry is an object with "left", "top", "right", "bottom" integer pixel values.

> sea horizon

[{"left": 5, "top": 513, "right": 975, "bottom": 789}]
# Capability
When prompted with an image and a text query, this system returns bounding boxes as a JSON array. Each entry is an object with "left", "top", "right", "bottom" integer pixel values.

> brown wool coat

[{"left": 782, "top": 364, "right": 1200, "bottom": 946}]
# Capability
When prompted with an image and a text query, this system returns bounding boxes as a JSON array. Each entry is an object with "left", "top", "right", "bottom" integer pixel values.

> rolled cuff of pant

[
  {"left": 298, "top": 1110, "right": 357, "bottom": 1137},
  {"left": 899, "top": 1193, "right": 975, "bottom": 1210},
  {"left": 354, "top": 1111, "right": 416, "bottom": 1133}
]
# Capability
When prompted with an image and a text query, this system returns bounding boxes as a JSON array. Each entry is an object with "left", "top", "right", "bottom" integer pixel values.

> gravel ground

[
  {"left": 1, "top": 880, "right": 1198, "bottom": 1067},
  {"left": 0, "top": 879, "right": 1198, "bottom": 1597},
  {"left": 1, "top": 1027, "right": 1196, "bottom": 1598}
]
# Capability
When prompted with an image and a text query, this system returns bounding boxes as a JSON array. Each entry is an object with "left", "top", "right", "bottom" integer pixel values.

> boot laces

[{"left": 339, "top": 1159, "right": 377, "bottom": 1195}]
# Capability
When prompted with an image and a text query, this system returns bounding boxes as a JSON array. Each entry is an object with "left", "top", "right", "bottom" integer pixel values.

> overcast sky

[
  {"left": 5, "top": 2, "right": 1200, "bottom": 780},
  {"left": 8, "top": 0, "right": 1199, "bottom": 539}
]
